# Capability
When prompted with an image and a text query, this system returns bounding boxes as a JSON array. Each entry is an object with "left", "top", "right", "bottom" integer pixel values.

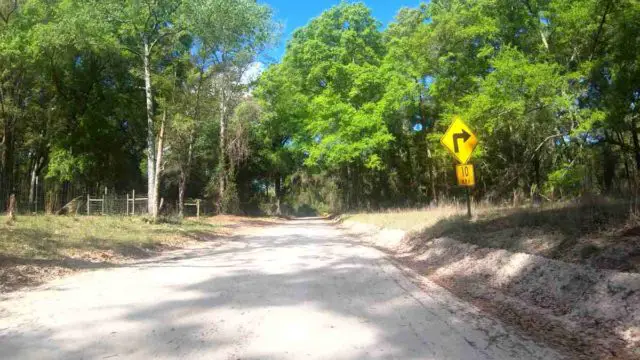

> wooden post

[
  {"left": 102, "top": 187, "right": 106, "bottom": 215},
  {"left": 35, "top": 176, "right": 38, "bottom": 214},
  {"left": 126, "top": 193, "right": 129, "bottom": 216},
  {"left": 87, "top": 193, "right": 90, "bottom": 216},
  {"left": 466, "top": 188, "right": 472, "bottom": 218},
  {"left": 196, "top": 199, "right": 200, "bottom": 219},
  {"left": 132, "top": 190, "right": 135, "bottom": 216},
  {"left": 7, "top": 194, "right": 16, "bottom": 222}
]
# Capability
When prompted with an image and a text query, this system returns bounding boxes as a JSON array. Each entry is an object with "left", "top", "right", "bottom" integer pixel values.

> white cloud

[{"left": 240, "top": 61, "right": 265, "bottom": 85}]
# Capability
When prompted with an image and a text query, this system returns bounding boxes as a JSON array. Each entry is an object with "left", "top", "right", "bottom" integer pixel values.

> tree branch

[
  {"left": 149, "top": 29, "right": 183, "bottom": 53},
  {"left": 590, "top": 0, "right": 615, "bottom": 60},
  {"left": 122, "top": 45, "right": 143, "bottom": 59},
  {"left": 0, "top": 0, "right": 18, "bottom": 25},
  {"left": 532, "top": 133, "right": 562, "bottom": 156}
]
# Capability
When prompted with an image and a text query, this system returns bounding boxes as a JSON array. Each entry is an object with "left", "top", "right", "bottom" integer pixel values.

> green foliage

[
  {"left": 220, "top": 180, "right": 240, "bottom": 215},
  {"left": 0, "top": 0, "right": 276, "bottom": 214},
  {"left": 544, "top": 164, "right": 588, "bottom": 198},
  {"left": 277, "top": 3, "right": 393, "bottom": 170},
  {"left": 46, "top": 148, "right": 89, "bottom": 182},
  {"left": 251, "top": 0, "right": 640, "bottom": 212},
  {"left": 1, "top": 0, "right": 639, "bottom": 216}
]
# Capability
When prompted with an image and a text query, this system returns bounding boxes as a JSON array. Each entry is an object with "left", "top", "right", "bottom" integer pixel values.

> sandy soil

[{"left": 341, "top": 220, "right": 640, "bottom": 360}]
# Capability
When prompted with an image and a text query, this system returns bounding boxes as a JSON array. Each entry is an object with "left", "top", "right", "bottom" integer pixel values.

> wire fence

[
  {"left": 10, "top": 184, "right": 208, "bottom": 217},
  {"left": 0, "top": 173, "right": 213, "bottom": 217},
  {"left": 85, "top": 191, "right": 149, "bottom": 216},
  {"left": 13, "top": 179, "right": 85, "bottom": 215},
  {"left": 83, "top": 192, "right": 206, "bottom": 217}
]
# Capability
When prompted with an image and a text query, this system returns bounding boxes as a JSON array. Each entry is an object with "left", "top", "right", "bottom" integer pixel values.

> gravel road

[{"left": 0, "top": 218, "right": 562, "bottom": 359}]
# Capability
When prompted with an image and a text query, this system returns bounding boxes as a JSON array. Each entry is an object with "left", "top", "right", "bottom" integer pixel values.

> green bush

[
  {"left": 544, "top": 164, "right": 587, "bottom": 199},
  {"left": 220, "top": 181, "right": 241, "bottom": 215}
]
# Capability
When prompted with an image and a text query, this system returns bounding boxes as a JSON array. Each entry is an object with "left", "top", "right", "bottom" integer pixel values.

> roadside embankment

[{"left": 340, "top": 212, "right": 640, "bottom": 360}]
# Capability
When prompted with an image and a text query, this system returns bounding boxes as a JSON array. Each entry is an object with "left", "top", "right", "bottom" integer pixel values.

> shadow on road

[{"left": 1, "top": 218, "right": 558, "bottom": 359}]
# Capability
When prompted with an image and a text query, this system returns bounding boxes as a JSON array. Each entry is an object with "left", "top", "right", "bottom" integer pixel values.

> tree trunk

[
  {"left": 178, "top": 69, "right": 203, "bottom": 216},
  {"left": 28, "top": 162, "right": 36, "bottom": 207},
  {"left": 218, "top": 85, "right": 227, "bottom": 211},
  {"left": 427, "top": 148, "right": 438, "bottom": 204},
  {"left": 617, "top": 131, "right": 632, "bottom": 191},
  {"left": 178, "top": 133, "right": 193, "bottom": 217},
  {"left": 0, "top": 85, "right": 5, "bottom": 209},
  {"left": 602, "top": 144, "right": 618, "bottom": 194},
  {"left": 590, "top": 0, "right": 614, "bottom": 60},
  {"left": 353, "top": 163, "right": 361, "bottom": 210},
  {"left": 2, "top": 116, "right": 15, "bottom": 211},
  {"left": 630, "top": 118, "right": 640, "bottom": 170},
  {"left": 28, "top": 156, "right": 44, "bottom": 208},
  {"left": 523, "top": 0, "right": 549, "bottom": 51},
  {"left": 143, "top": 37, "right": 157, "bottom": 218},
  {"left": 346, "top": 165, "right": 353, "bottom": 210},
  {"left": 153, "top": 108, "right": 165, "bottom": 218},
  {"left": 178, "top": 167, "right": 186, "bottom": 217},
  {"left": 275, "top": 175, "right": 282, "bottom": 216},
  {"left": 7, "top": 193, "right": 15, "bottom": 222}
]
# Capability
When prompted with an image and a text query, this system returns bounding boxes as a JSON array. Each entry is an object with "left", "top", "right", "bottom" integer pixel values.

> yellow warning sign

[
  {"left": 440, "top": 116, "right": 478, "bottom": 164},
  {"left": 456, "top": 164, "right": 475, "bottom": 187}
]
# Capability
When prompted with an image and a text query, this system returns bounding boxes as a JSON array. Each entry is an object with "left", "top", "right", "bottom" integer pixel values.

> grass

[
  {"left": 0, "top": 214, "right": 283, "bottom": 292},
  {"left": 346, "top": 198, "right": 640, "bottom": 272},
  {"left": 0, "top": 215, "right": 221, "bottom": 263},
  {"left": 346, "top": 204, "right": 477, "bottom": 232}
]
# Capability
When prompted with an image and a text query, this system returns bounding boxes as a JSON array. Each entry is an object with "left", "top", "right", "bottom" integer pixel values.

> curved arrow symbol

[{"left": 452, "top": 129, "right": 471, "bottom": 153}]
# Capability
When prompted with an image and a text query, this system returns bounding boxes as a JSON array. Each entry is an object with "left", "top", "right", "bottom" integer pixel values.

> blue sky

[{"left": 263, "top": 0, "right": 423, "bottom": 62}]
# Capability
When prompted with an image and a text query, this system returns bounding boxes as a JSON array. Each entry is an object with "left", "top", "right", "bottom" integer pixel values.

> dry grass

[
  {"left": 0, "top": 214, "right": 286, "bottom": 292},
  {"left": 0, "top": 215, "right": 222, "bottom": 263},
  {"left": 347, "top": 199, "right": 640, "bottom": 272},
  {"left": 346, "top": 203, "right": 497, "bottom": 231}
]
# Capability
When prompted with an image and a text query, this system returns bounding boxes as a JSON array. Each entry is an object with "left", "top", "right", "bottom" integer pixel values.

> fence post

[
  {"left": 35, "top": 176, "right": 38, "bottom": 214},
  {"left": 196, "top": 199, "right": 200, "bottom": 219},
  {"left": 102, "top": 187, "right": 106, "bottom": 215},
  {"left": 132, "top": 190, "right": 135, "bottom": 216},
  {"left": 7, "top": 194, "right": 16, "bottom": 221},
  {"left": 126, "top": 193, "right": 129, "bottom": 216},
  {"left": 87, "top": 193, "right": 90, "bottom": 216}
]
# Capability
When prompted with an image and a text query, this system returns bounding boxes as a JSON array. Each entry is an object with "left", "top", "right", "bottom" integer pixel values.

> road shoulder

[{"left": 339, "top": 220, "right": 639, "bottom": 360}]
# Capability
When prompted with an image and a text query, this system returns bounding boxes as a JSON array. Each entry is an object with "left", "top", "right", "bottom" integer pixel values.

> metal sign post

[
  {"left": 466, "top": 188, "right": 472, "bottom": 218},
  {"left": 456, "top": 164, "right": 475, "bottom": 218}
]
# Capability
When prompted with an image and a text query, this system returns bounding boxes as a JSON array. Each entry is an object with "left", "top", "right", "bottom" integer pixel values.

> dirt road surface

[{"left": 0, "top": 218, "right": 562, "bottom": 359}]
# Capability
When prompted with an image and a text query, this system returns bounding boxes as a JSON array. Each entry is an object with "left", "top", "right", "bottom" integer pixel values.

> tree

[
  {"left": 96, "top": 0, "right": 185, "bottom": 218},
  {"left": 180, "top": 0, "right": 274, "bottom": 214},
  {"left": 270, "top": 3, "right": 393, "bottom": 210},
  {"left": 0, "top": 0, "right": 146, "bottom": 212},
  {"left": 0, "top": 0, "right": 638, "bottom": 217},
  {"left": 254, "top": 64, "right": 306, "bottom": 214}
]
